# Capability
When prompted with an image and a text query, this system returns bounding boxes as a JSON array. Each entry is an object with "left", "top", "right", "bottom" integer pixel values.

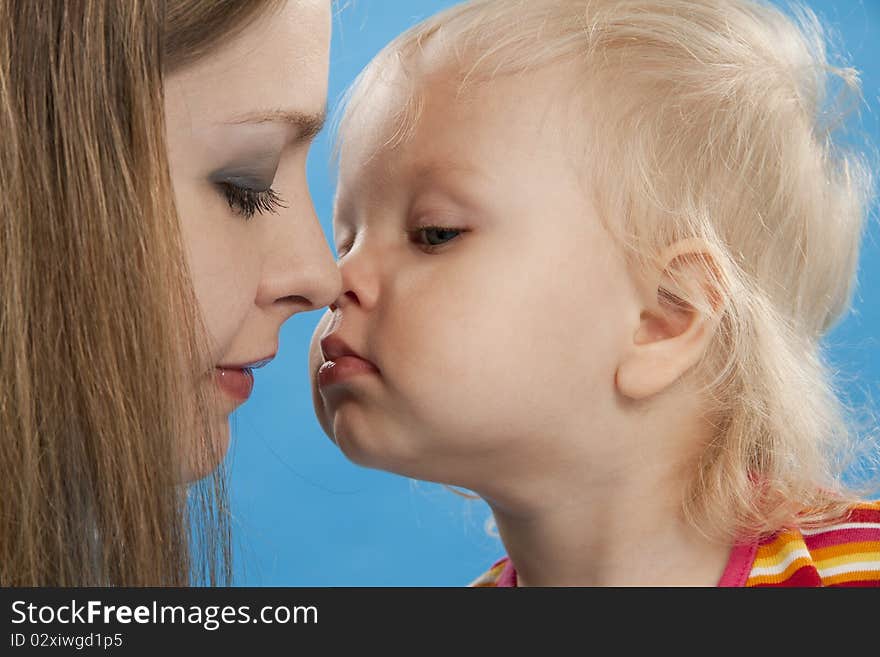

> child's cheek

[
  {"left": 379, "top": 261, "right": 544, "bottom": 425},
  {"left": 308, "top": 309, "right": 335, "bottom": 437}
]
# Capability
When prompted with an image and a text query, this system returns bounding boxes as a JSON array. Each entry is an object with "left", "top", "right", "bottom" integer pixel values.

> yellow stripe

[
  {"left": 815, "top": 551, "right": 880, "bottom": 571},
  {"left": 746, "top": 557, "right": 813, "bottom": 586},
  {"left": 468, "top": 562, "right": 506, "bottom": 587},
  {"left": 752, "top": 536, "right": 808, "bottom": 569},
  {"left": 754, "top": 531, "right": 802, "bottom": 558}
]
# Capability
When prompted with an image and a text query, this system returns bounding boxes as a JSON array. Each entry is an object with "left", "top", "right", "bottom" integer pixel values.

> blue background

[{"left": 227, "top": 0, "right": 880, "bottom": 586}]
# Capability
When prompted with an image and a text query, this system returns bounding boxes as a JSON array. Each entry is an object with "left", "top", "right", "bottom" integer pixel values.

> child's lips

[
  {"left": 317, "top": 356, "right": 379, "bottom": 388},
  {"left": 317, "top": 333, "right": 380, "bottom": 389}
]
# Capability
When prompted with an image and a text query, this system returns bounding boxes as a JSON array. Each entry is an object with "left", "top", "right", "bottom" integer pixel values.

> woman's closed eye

[{"left": 217, "top": 181, "right": 287, "bottom": 221}]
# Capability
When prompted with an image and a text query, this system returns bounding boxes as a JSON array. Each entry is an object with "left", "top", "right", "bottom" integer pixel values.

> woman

[{"left": 0, "top": 0, "right": 340, "bottom": 585}]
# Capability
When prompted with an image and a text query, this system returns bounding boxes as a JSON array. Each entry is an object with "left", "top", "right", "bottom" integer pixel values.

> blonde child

[{"left": 308, "top": 0, "right": 880, "bottom": 586}]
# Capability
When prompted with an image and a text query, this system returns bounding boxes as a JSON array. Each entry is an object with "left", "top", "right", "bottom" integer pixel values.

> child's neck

[{"left": 484, "top": 457, "right": 732, "bottom": 587}]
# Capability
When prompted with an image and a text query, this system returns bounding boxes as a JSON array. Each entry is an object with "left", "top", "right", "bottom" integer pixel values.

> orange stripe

[
  {"left": 811, "top": 541, "right": 880, "bottom": 562},
  {"left": 754, "top": 531, "right": 802, "bottom": 559},
  {"left": 851, "top": 501, "right": 880, "bottom": 511},
  {"left": 822, "top": 568, "right": 880, "bottom": 586}
]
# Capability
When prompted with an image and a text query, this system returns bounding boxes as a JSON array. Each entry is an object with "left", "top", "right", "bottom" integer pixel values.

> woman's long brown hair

[{"left": 0, "top": 0, "right": 281, "bottom": 586}]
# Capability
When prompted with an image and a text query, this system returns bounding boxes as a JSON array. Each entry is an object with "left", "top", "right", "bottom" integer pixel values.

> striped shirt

[{"left": 470, "top": 500, "right": 880, "bottom": 587}]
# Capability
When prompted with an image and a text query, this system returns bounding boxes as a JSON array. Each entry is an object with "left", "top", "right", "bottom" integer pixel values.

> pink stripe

[
  {"left": 717, "top": 542, "right": 758, "bottom": 587},
  {"left": 803, "top": 527, "right": 880, "bottom": 550},
  {"left": 496, "top": 558, "right": 518, "bottom": 587},
  {"left": 847, "top": 507, "right": 880, "bottom": 523}
]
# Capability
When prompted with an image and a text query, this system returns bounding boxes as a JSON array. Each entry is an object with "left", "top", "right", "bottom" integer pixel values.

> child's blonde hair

[{"left": 335, "top": 0, "right": 878, "bottom": 542}]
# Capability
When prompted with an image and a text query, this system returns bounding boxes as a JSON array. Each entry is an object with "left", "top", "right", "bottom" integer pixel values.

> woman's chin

[{"left": 179, "top": 419, "right": 231, "bottom": 483}]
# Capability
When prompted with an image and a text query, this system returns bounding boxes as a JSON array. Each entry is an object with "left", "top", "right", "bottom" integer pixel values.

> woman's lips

[
  {"left": 317, "top": 356, "right": 379, "bottom": 388},
  {"left": 214, "top": 367, "right": 254, "bottom": 402},
  {"left": 214, "top": 353, "right": 274, "bottom": 403}
]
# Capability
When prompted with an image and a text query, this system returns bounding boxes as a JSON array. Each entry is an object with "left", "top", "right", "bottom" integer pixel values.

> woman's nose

[{"left": 256, "top": 202, "right": 342, "bottom": 315}]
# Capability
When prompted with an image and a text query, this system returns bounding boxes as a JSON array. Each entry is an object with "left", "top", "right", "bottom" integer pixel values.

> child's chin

[
  {"left": 330, "top": 422, "right": 393, "bottom": 471},
  {"left": 330, "top": 423, "right": 432, "bottom": 481},
  {"left": 329, "top": 425, "right": 371, "bottom": 467}
]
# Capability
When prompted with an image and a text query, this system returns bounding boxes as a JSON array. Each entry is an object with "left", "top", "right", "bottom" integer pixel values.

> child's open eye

[{"left": 412, "top": 226, "right": 463, "bottom": 249}]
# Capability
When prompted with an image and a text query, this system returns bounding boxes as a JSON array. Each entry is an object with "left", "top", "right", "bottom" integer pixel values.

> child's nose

[{"left": 333, "top": 242, "right": 380, "bottom": 311}]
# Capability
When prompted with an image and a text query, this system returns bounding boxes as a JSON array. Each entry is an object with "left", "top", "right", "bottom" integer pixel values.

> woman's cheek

[{"left": 189, "top": 265, "right": 255, "bottom": 364}]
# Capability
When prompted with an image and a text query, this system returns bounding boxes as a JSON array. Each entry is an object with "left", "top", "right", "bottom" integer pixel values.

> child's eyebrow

[{"left": 409, "top": 158, "right": 493, "bottom": 184}]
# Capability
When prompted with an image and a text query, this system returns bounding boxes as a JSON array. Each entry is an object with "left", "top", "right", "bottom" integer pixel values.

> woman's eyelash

[
  {"left": 336, "top": 239, "right": 355, "bottom": 258},
  {"left": 217, "top": 182, "right": 287, "bottom": 221}
]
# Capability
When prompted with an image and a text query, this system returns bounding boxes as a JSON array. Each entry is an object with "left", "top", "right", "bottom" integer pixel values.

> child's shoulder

[
  {"left": 467, "top": 501, "right": 880, "bottom": 587},
  {"left": 744, "top": 499, "right": 880, "bottom": 587}
]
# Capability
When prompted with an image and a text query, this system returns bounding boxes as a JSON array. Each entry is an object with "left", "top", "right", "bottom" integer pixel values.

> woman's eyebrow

[{"left": 221, "top": 108, "right": 327, "bottom": 141}]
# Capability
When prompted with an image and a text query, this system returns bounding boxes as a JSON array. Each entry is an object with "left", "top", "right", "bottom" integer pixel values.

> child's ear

[{"left": 616, "top": 239, "right": 725, "bottom": 401}]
